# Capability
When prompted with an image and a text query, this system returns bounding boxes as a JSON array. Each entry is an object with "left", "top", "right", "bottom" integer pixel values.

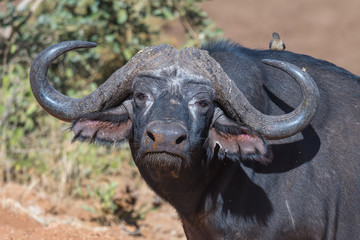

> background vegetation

[{"left": 0, "top": 0, "right": 221, "bottom": 223}]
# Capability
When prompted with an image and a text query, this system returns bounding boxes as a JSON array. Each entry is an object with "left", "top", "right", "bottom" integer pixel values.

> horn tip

[
  {"left": 62, "top": 40, "right": 97, "bottom": 49},
  {"left": 86, "top": 41, "right": 97, "bottom": 48},
  {"left": 261, "top": 59, "right": 284, "bottom": 66},
  {"left": 75, "top": 41, "right": 97, "bottom": 48}
]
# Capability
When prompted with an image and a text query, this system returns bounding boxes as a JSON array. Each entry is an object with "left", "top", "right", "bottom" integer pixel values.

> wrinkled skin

[{"left": 131, "top": 67, "right": 215, "bottom": 166}]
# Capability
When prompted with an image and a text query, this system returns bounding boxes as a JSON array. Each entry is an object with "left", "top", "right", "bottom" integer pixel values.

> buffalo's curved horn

[
  {"left": 30, "top": 41, "right": 130, "bottom": 121},
  {"left": 30, "top": 41, "right": 175, "bottom": 121},
  {"left": 213, "top": 59, "right": 320, "bottom": 139},
  {"left": 181, "top": 48, "right": 320, "bottom": 139}
]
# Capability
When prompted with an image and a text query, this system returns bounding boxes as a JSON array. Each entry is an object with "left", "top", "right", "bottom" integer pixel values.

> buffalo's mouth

[{"left": 137, "top": 152, "right": 186, "bottom": 177}]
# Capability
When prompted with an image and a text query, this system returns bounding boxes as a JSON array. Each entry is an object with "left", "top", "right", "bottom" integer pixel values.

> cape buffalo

[{"left": 30, "top": 40, "right": 360, "bottom": 239}]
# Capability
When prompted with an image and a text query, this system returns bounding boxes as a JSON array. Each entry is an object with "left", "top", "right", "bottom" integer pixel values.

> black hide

[
  {"left": 72, "top": 40, "right": 360, "bottom": 239},
  {"left": 191, "top": 40, "right": 360, "bottom": 239}
]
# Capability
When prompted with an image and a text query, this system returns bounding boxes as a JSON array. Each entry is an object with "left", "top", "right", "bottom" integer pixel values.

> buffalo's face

[{"left": 130, "top": 67, "right": 216, "bottom": 177}]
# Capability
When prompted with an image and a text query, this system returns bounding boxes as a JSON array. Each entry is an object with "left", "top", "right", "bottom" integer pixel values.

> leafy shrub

[{"left": 0, "top": 0, "right": 222, "bottom": 221}]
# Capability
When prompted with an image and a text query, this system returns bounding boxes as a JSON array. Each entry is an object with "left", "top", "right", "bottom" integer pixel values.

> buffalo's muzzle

[{"left": 144, "top": 121, "right": 188, "bottom": 154}]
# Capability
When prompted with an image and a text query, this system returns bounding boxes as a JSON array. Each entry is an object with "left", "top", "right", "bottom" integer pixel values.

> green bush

[{"left": 0, "top": 0, "right": 222, "bottom": 221}]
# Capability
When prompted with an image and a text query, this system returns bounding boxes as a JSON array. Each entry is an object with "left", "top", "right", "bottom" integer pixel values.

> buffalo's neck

[{"left": 139, "top": 156, "right": 223, "bottom": 217}]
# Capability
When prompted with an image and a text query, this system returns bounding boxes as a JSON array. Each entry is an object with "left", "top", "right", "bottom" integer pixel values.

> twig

[{"left": 174, "top": 4, "right": 200, "bottom": 46}]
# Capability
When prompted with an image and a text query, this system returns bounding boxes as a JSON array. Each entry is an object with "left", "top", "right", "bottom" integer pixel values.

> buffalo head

[{"left": 30, "top": 41, "right": 319, "bottom": 179}]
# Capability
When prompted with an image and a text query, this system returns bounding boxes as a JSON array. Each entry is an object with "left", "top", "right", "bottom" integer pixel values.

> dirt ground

[
  {"left": 0, "top": 181, "right": 186, "bottom": 240},
  {"left": 1, "top": 0, "right": 359, "bottom": 239}
]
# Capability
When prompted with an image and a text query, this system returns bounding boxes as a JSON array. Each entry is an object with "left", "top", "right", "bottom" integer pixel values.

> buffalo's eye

[
  {"left": 197, "top": 100, "right": 210, "bottom": 108},
  {"left": 135, "top": 92, "right": 147, "bottom": 101}
]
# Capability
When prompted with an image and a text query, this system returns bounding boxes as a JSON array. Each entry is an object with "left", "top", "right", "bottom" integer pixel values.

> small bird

[{"left": 269, "top": 32, "right": 286, "bottom": 51}]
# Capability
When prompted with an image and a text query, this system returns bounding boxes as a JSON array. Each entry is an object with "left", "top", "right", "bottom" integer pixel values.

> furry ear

[
  {"left": 206, "top": 108, "right": 271, "bottom": 164},
  {"left": 71, "top": 100, "right": 133, "bottom": 145}
]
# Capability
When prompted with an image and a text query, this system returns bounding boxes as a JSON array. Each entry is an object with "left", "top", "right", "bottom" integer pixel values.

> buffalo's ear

[
  {"left": 71, "top": 100, "right": 133, "bottom": 145},
  {"left": 206, "top": 108, "right": 271, "bottom": 164}
]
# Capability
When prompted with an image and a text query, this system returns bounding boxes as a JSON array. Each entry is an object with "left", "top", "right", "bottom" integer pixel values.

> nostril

[
  {"left": 147, "top": 131, "right": 156, "bottom": 142},
  {"left": 175, "top": 135, "right": 187, "bottom": 145}
]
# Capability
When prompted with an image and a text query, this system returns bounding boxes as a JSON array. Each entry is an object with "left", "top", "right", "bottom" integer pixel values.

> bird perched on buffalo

[{"left": 269, "top": 32, "right": 286, "bottom": 51}]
